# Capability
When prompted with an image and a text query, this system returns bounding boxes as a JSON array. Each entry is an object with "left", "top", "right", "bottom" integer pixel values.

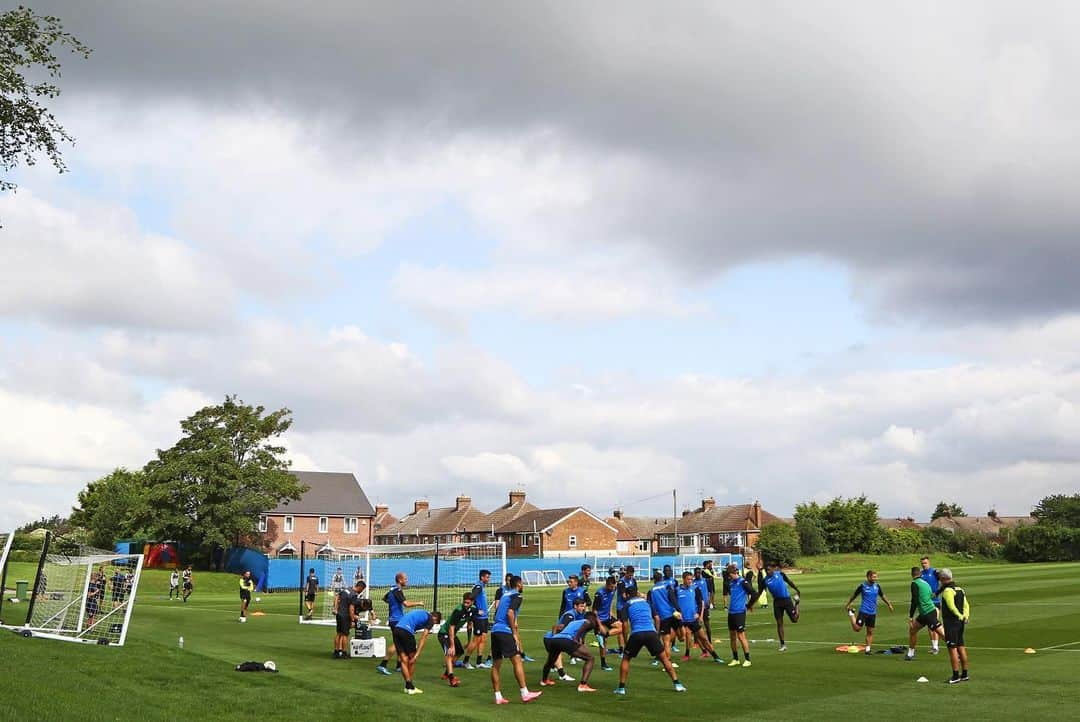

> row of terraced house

[{"left": 255, "top": 471, "right": 784, "bottom": 567}]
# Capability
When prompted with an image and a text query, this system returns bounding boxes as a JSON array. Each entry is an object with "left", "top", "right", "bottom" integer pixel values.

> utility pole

[{"left": 673, "top": 489, "right": 678, "bottom": 553}]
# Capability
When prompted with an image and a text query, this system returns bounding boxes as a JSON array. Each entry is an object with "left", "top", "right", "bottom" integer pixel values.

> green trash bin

[{"left": 15, "top": 580, "right": 28, "bottom": 600}]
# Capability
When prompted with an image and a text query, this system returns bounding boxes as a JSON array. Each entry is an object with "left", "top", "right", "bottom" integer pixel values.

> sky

[{"left": 2, "top": 1, "right": 1079, "bottom": 530}]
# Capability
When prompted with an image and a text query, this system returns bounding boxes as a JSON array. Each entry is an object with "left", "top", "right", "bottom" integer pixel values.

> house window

[
  {"left": 637, "top": 540, "right": 650, "bottom": 552},
  {"left": 257, "top": 516, "right": 267, "bottom": 533},
  {"left": 718, "top": 532, "right": 745, "bottom": 547},
  {"left": 682, "top": 535, "right": 695, "bottom": 547},
  {"left": 659, "top": 535, "right": 676, "bottom": 548},
  {"left": 518, "top": 533, "right": 537, "bottom": 548},
  {"left": 318, "top": 517, "right": 329, "bottom": 533},
  {"left": 344, "top": 518, "right": 358, "bottom": 534},
  {"left": 284, "top": 515, "right": 294, "bottom": 533},
  {"left": 568, "top": 535, "right": 577, "bottom": 548}
]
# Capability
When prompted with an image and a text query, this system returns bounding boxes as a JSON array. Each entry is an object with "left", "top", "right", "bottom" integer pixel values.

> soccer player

[
  {"left": 463, "top": 569, "right": 491, "bottom": 670},
  {"left": 648, "top": 570, "right": 681, "bottom": 662},
  {"left": 845, "top": 569, "right": 893, "bottom": 654},
  {"left": 724, "top": 564, "right": 757, "bottom": 667},
  {"left": 168, "top": 568, "right": 180, "bottom": 600},
  {"left": 614, "top": 586, "right": 685, "bottom": 696},
  {"left": 676, "top": 571, "right": 724, "bottom": 663},
  {"left": 691, "top": 568, "right": 713, "bottom": 650},
  {"left": 614, "top": 565, "right": 638, "bottom": 653},
  {"left": 757, "top": 560, "right": 801, "bottom": 651},
  {"left": 376, "top": 572, "right": 425, "bottom": 675},
  {"left": 238, "top": 570, "right": 255, "bottom": 623},
  {"left": 334, "top": 580, "right": 366, "bottom": 659},
  {"left": 541, "top": 612, "right": 615, "bottom": 692},
  {"left": 937, "top": 568, "right": 970, "bottom": 683},
  {"left": 579, "top": 564, "right": 593, "bottom": 597},
  {"left": 304, "top": 568, "right": 319, "bottom": 620},
  {"left": 746, "top": 568, "right": 767, "bottom": 608},
  {"left": 489, "top": 575, "right": 542, "bottom": 705},
  {"left": 592, "top": 575, "right": 619, "bottom": 671},
  {"left": 85, "top": 571, "right": 104, "bottom": 627},
  {"left": 906, "top": 565, "right": 943, "bottom": 661},
  {"left": 331, "top": 567, "right": 345, "bottom": 595},
  {"left": 393, "top": 608, "right": 441, "bottom": 695},
  {"left": 920, "top": 556, "right": 942, "bottom": 654},
  {"left": 181, "top": 566, "right": 193, "bottom": 602},
  {"left": 558, "top": 574, "right": 587, "bottom": 618},
  {"left": 439, "top": 592, "right": 475, "bottom": 687}
]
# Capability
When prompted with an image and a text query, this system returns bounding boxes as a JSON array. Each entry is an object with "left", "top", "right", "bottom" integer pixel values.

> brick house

[
  {"left": 259, "top": 471, "right": 376, "bottom": 557},
  {"left": 606, "top": 510, "right": 670, "bottom": 555},
  {"left": 493, "top": 507, "right": 618, "bottom": 558},
  {"left": 471, "top": 490, "right": 539, "bottom": 540},
  {"left": 655, "top": 498, "right": 783, "bottom": 567},
  {"left": 878, "top": 517, "right": 925, "bottom": 531},
  {"left": 929, "top": 513, "right": 1034, "bottom": 539},
  {"left": 373, "top": 504, "right": 398, "bottom": 535},
  {"left": 373, "top": 495, "right": 489, "bottom": 545}
]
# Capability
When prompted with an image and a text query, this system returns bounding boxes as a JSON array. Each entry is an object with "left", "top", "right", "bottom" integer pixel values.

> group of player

[
  {"left": 82, "top": 564, "right": 137, "bottom": 626},
  {"left": 167, "top": 566, "right": 194, "bottom": 602}
]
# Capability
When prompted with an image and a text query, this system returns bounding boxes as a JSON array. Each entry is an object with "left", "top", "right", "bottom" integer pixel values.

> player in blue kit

[
  {"left": 845, "top": 569, "right": 894, "bottom": 654},
  {"left": 691, "top": 568, "right": 713, "bottom": 653},
  {"left": 393, "top": 608, "right": 441, "bottom": 695},
  {"left": 757, "top": 560, "right": 801, "bottom": 651},
  {"left": 490, "top": 575, "right": 542, "bottom": 705},
  {"left": 376, "top": 572, "right": 424, "bottom": 675},
  {"left": 558, "top": 575, "right": 588, "bottom": 617},
  {"left": 614, "top": 587, "right": 685, "bottom": 695},
  {"left": 462, "top": 569, "right": 491, "bottom": 669},
  {"left": 648, "top": 570, "right": 681, "bottom": 663},
  {"left": 540, "top": 611, "right": 618, "bottom": 692},
  {"left": 614, "top": 566, "right": 638, "bottom": 654},
  {"left": 592, "top": 576, "right": 619, "bottom": 671},
  {"left": 724, "top": 564, "right": 758, "bottom": 667},
  {"left": 920, "top": 556, "right": 942, "bottom": 654},
  {"left": 675, "top": 571, "right": 724, "bottom": 663}
]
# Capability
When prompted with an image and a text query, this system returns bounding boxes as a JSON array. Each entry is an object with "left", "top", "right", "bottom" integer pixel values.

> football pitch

[{"left": 1, "top": 559, "right": 1078, "bottom": 721}]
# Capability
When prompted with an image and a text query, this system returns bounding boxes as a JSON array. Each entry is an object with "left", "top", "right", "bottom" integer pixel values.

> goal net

[
  {"left": 591, "top": 555, "right": 652, "bottom": 580},
  {"left": 0, "top": 530, "right": 13, "bottom": 622},
  {"left": 676, "top": 553, "right": 733, "bottom": 575},
  {"left": 0, "top": 532, "right": 144, "bottom": 646},
  {"left": 299, "top": 541, "right": 505, "bottom": 629},
  {"left": 520, "top": 569, "right": 567, "bottom": 586}
]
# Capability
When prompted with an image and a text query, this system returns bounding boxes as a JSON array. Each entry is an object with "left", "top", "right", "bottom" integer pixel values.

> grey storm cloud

[{"left": 37, "top": 0, "right": 1080, "bottom": 324}]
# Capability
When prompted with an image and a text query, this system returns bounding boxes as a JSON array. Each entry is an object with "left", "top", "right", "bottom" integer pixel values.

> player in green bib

[
  {"left": 439, "top": 592, "right": 475, "bottom": 687},
  {"left": 905, "top": 566, "right": 942, "bottom": 661}
]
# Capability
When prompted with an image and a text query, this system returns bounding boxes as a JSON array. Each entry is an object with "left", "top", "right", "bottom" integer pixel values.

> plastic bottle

[{"left": 178, "top": 636, "right": 184, "bottom": 649}]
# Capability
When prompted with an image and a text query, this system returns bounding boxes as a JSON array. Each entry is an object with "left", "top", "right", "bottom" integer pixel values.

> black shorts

[
  {"left": 472, "top": 617, "right": 489, "bottom": 635},
  {"left": 659, "top": 616, "right": 681, "bottom": 634},
  {"left": 684, "top": 620, "right": 702, "bottom": 635},
  {"left": 439, "top": 633, "right": 464, "bottom": 656},
  {"left": 240, "top": 590, "right": 251, "bottom": 601},
  {"left": 305, "top": 593, "right": 316, "bottom": 602},
  {"left": 336, "top": 615, "right": 352, "bottom": 634},
  {"left": 943, "top": 621, "right": 965, "bottom": 648},
  {"left": 855, "top": 612, "right": 877, "bottom": 629},
  {"left": 545, "top": 637, "right": 578, "bottom": 656},
  {"left": 597, "top": 618, "right": 615, "bottom": 634},
  {"left": 774, "top": 597, "right": 797, "bottom": 621},
  {"left": 915, "top": 610, "right": 941, "bottom": 630},
  {"left": 183, "top": 582, "right": 193, "bottom": 590},
  {"left": 86, "top": 603, "right": 99, "bottom": 616},
  {"left": 727, "top": 612, "right": 747, "bottom": 632},
  {"left": 392, "top": 625, "right": 418, "bottom": 656},
  {"left": 490, "top": 632, "right": 519, "bottom": 660},
  {"left": 623, "top": 631, "right": 663, "bottom": 659},
  {"left": 617, "top": 608, "right": 629, "bottom": 623}
]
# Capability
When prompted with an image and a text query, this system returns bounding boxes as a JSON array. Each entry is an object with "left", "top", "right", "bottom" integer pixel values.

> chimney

[
  {"left": 752, "top": 500, "right": 762, "bottom": 528},
  {"left": 455, "top": 495, "right": 471, "bottom": 511},
  {"left": 701, "top": 497, "right": 716, "bottom": 512},
  {"left": 375, "top": 504, "right": 389, "bottom": 516},
  {"left": 413, "top": 500, "right": 429, "bottom": 515},
  {"left": 681, "top": 508, "right": 692, "bottom": 518},
  {"left": 613, "top": 509, "right": 623, "bottom": 520},
  {"left": 508, "top": 490, "right": 526, "bottom": 506}
]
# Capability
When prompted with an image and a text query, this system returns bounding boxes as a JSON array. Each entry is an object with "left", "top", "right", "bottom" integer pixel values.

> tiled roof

[
  {"left": 374, "top": 504, "right": 489, "bottom": 538},
  {"left": 494, "top": 507, "right": 615, "bottom": 534},
  {"left": 269, "top": 471, "right": 375, "bottom": 516},
  {"left": 929, "top": 515, "right": 1034, "bottom": 534},
  {"left": 607, "top": 516, "right": 671, "bottom": 541},
  {"left": 373, "top": 510, "right": 398, "bottom": 532},
  {"left": 475, "top": 499, "right": 540, "bottom": 533},
  {"left": 879, "top": 517, "right": 925, "bottom": 530},
  {"left": 656, "top": 504, "right": 781, "bottom": 535}
]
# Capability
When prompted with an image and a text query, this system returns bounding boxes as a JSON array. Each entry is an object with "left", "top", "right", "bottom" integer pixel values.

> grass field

[{"left": 2, "top": 557, "right": 1079, "bottom": 721}]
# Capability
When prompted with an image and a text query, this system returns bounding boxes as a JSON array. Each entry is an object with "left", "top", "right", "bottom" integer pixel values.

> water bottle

[{"left": 178, "top": 636, "right": 184, "bottom": 649}]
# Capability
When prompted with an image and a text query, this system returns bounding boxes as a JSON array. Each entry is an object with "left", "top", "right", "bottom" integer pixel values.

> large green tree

[
  {"left": 1, "top": 6, "right": 90, "bottom": 195},
  {"left": 69, "top": 467, "right": 146, "bottom": 549},
  {"left": 795, "top": 496, "right": 879, "bottom": 553},
  {"left": 931, "top": 501, "right": 966, "bottom": 520},
  {"left": 754, "top": 522, "right": 800, "bottom": 567},
  {"left": 137, "top": 396, "right": 306, "bottom": 564},
  {"left": 1032, "top": 494, "right": 1080, "bottom": 528}
]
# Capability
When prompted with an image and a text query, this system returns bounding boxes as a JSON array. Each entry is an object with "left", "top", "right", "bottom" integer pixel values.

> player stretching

[
  {"left": 489, "top": 575, "right": 542, "bottom": 705},
  {"left": 676, "top": 571, "right": 724, "bottom": 663},
  {"left": 614, "top": 566, "right": 637, "bottom": 654},
  {"left": 906, "top": 565, "right": 943, "bottom": 661},
  {"left": 691, "top": 568, "right": 712, "bottom": 652},
  {"left": 724, "top": 564, "right": 758, "bottom": 667},
  {"left": 757, "top": 560, "right": 801, "bottom": 651},
  {"left": 845, "top": 570, "right": 893, "bottom": 654},
  {"left": 376, "top": 572, "right": 424, "bottom": 675},
  {"left": 393, "top": 608, "right": 441, "bottom": 695},
  {"left": 238, "top": 570, "right": 255, "bottom": 623},
  {"left": 462, "top": 570, "right": 491, "bottom": 670},
  {"left": 592, "top": 575, "right": 619, "bottom": 671},
  {"left": 648, "top": 570, "right": 681, "bottom": 665},
  {"left": 439, "top": 592, "right": 474, "bottom": 687},
  {"left": 304, "top": 568, "right": 319, "bottom": 620},
  {"left": 919, "top": 556, "right": 942, "bottom": 654},
  {"left": 541, "top": 612, "right": 616, "bottom": 692},
  {"left": 937, "top": 568, "right": 970, "bottom": 683},
  {"left": 614, "top": 587, "right": 685, "bottom": 695}
]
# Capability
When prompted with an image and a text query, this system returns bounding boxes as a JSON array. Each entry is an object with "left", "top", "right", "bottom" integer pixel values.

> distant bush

[
  {"left": 1003, "top": 524, "right": 1080, "bottom": 562},
  {"left": 868, "top": 527, "right": 924, "bottom": 554},
  {"left": 755, "top": 523, "right": 800, "bottom": 567}
]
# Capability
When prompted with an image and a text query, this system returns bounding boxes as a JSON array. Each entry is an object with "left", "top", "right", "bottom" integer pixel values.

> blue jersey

[
  {"left": 396, "top": 609, "right": 433, "bottom": 634},
  {"left": 492, "top": 590, "right": 522, "bottom": 634},
  {"left": 762, "top": 570, "right": 792, "bottom": 600},
  {"left": 649, "top": 582, "right": 677, "bottom": 620},
  {"left": 593, "top": 586, "right": 617, "bottom": 621},
  {"left": 471, "top": 580, "right": 489, "bottom": 618},
  {"left": 384, "top": 585, "right": 405, "bottom": 624},
  {"left": 559, "top": 585, "right": 587, "bottom": 616},
  {"left": 616, "top": 577, "right": 638, "bottom": 611},
  {"left": 675, "top": 584, "right": 702, "bottom": 620},
  {"left": 553, "top": 618, "right": 591, "bottom": 642},
  {"left": 856, "top": 582, "right": 883, "bottom": 615},
  {"left": 728, "top": 578, "right": 754, "bottom": 613},
  {"left": 625, "top": 596, "right": 654, "bottom": 635},
  {"left": 663, "top": 575, "right": 677, "bottom": 590},
  {"left": 694, "top": 578, "right": 710, "bottom": 606},
  {"left": 920, "top": 568, "right": 940, "bottom": 605}
]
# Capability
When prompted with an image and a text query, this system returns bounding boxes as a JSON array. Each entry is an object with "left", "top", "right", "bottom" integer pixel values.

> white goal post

[
  {"left": 520, "top": 569, "right": 567, "bottom": 586},
  {"left": 299, "top": 540, "right": 506, "bottom": 629}
]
